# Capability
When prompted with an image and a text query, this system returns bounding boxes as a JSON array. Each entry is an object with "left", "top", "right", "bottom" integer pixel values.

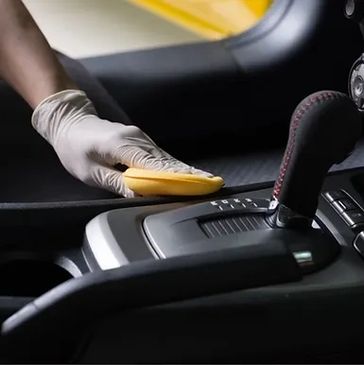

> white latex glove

[{"left": 32, "top": 89, "right": 211, "bottom": 197}]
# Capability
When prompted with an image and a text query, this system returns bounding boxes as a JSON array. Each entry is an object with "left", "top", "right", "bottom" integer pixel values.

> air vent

[{"left": 200, "top": 214, "right": 269, "bottom": 238}]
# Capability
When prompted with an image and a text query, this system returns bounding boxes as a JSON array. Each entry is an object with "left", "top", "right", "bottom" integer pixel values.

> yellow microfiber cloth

[{"left": 123, "top": 168, "right": 224, "bottom": 196}]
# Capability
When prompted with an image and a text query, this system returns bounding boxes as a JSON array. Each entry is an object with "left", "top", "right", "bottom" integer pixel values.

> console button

[
  {"left": 332, "top": 198, "right": 358, "bottom": 213},
  {"left": 324, "top": 190, "right": 347, "bottom": 202},
  {"left": 212, "top": 198, "right": 269, "bottom": 212},
  {"left": 214, "top": 200, "right": 239, "bottom": 211},
  {"left": 241, "top": 198, "right": 270, "bottom": 209},
  {"left": 243, "top": 198, "right": 258, "bottom": 208},
  {"left": 353, "top": 232, "right": 364, "bottom": 257},
  {"left": 342, "top": 210, "right": 364, "bottom": 227}
]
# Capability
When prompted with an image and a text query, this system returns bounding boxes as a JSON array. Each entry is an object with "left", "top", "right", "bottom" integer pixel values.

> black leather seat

[
  {"left": 0, "top": 53, "right": 126, "bottom": 202},
  {"left": 0, "top": 0, "right": 363, "bottom": 203},
  {"left": 82, "top": 0, "right": 364, "bottom": 186}
]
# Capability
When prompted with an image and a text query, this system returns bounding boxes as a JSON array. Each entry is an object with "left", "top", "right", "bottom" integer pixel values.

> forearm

[{"left": 0, "top": 0, "right": 77, "bottom": 108}]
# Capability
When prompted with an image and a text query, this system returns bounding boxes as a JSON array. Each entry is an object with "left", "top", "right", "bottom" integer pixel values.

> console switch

[
  {"left": 353, "top": 231, "right": 364, "bottom": 258},
  {"left": 323, "top": 190, "right": 364, "bottom": 230},
  {"left": 324, "top": 190, "right": 347, "bottom": 202},
  {"left": 342, "top": 210, "right": 364, "bottom": 228},
  {"left": 332, "top": 198, "right": 358, "bottom": 213},
  {"left": 210, "top": 198, "right": 269, "bottom": 212}
]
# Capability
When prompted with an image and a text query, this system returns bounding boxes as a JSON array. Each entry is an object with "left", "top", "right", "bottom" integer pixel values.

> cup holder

[{"left": 0, "top": 253, "right": 75, "bottom": 297}]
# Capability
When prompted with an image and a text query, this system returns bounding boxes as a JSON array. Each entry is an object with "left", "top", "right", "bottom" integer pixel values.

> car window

[
  {"left": 130, "top": 0, "right": 272, "bottom": 39},
  {"left": 22, "top": 0, "right": 272, "bottom": 58}
]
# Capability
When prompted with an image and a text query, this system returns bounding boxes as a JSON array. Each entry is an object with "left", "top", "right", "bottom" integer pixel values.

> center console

[
  {"left": 77, "top": 169, "right": 364, "bottom": 364},
  {"left": 3, "top": 90, "right": 364, "bottom": 363},
  {"left": 82, "top": 166, "right": 364, "bottom": 269},
  {"left": 2, "top": 169, "right": 364, "bottom": 363},
  {"left": 55, "top": 169, "right": 364, "bottom": 362}
]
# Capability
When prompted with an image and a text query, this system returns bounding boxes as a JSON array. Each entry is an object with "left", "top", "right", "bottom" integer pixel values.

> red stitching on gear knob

[{"left": 272, "top": 91, "right": 341, "bottom": 200}]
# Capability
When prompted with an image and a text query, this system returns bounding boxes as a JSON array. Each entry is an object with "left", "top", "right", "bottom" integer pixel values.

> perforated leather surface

[{"left": 188, "top": 138, "right": 364, "bottom": 187}]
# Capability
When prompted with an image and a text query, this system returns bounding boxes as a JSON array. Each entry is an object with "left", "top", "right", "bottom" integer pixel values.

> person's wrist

[{"left": 28, "top": 69, "right": 79, "bottom": 108}]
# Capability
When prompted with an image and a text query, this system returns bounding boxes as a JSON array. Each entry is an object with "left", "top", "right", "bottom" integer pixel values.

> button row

[
  {"left": 324, "top": 190, "right": 364, "bottom": 230},
  {"left": 210, "top": 197, "right": 269, "bottom": 212}
]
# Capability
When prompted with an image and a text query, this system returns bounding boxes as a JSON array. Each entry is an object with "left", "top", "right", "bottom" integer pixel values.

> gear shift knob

[{"left": 270, "top": 91, "right": 362, "bottom": 228}]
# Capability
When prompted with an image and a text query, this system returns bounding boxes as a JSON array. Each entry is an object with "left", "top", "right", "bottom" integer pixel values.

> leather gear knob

[{"left": 272, "top": 90, "right": 362, "bottom": 220}]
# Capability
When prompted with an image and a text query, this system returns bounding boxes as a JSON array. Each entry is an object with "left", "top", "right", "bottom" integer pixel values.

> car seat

[
  {"left": 82, "top": 0, "right": 364, "bottom": 187},
  {"left": 0, "top": 0, "right": 363, "bottom": 203}
]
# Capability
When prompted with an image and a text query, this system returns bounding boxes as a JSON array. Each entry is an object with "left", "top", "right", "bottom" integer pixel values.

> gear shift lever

[{"left": 269, "top": 91, "right": 362, "bottom": 228}]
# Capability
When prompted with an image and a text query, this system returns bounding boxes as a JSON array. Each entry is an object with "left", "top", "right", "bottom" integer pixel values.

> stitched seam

[{"left": 272, "top": 91, "right": 340, "bottom": 200}]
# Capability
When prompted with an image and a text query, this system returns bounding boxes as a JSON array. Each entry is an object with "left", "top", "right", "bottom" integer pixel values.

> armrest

[{"left": 1, "top": 239, "right": 301, "bottom": 362}]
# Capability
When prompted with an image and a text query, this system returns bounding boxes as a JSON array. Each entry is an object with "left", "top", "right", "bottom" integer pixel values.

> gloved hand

[{"left": 32, "top": 89, "right": 211, "bottom": 197}]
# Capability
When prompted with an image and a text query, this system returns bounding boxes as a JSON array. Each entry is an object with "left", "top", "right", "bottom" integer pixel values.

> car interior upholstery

[{"left": 2, "top": 0, "right": 364, "bottom": 363}]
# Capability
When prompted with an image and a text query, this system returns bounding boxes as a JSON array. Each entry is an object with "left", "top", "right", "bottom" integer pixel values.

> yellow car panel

[{"left": 128, "top": 0, "right": 272, "bottom": 39}]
